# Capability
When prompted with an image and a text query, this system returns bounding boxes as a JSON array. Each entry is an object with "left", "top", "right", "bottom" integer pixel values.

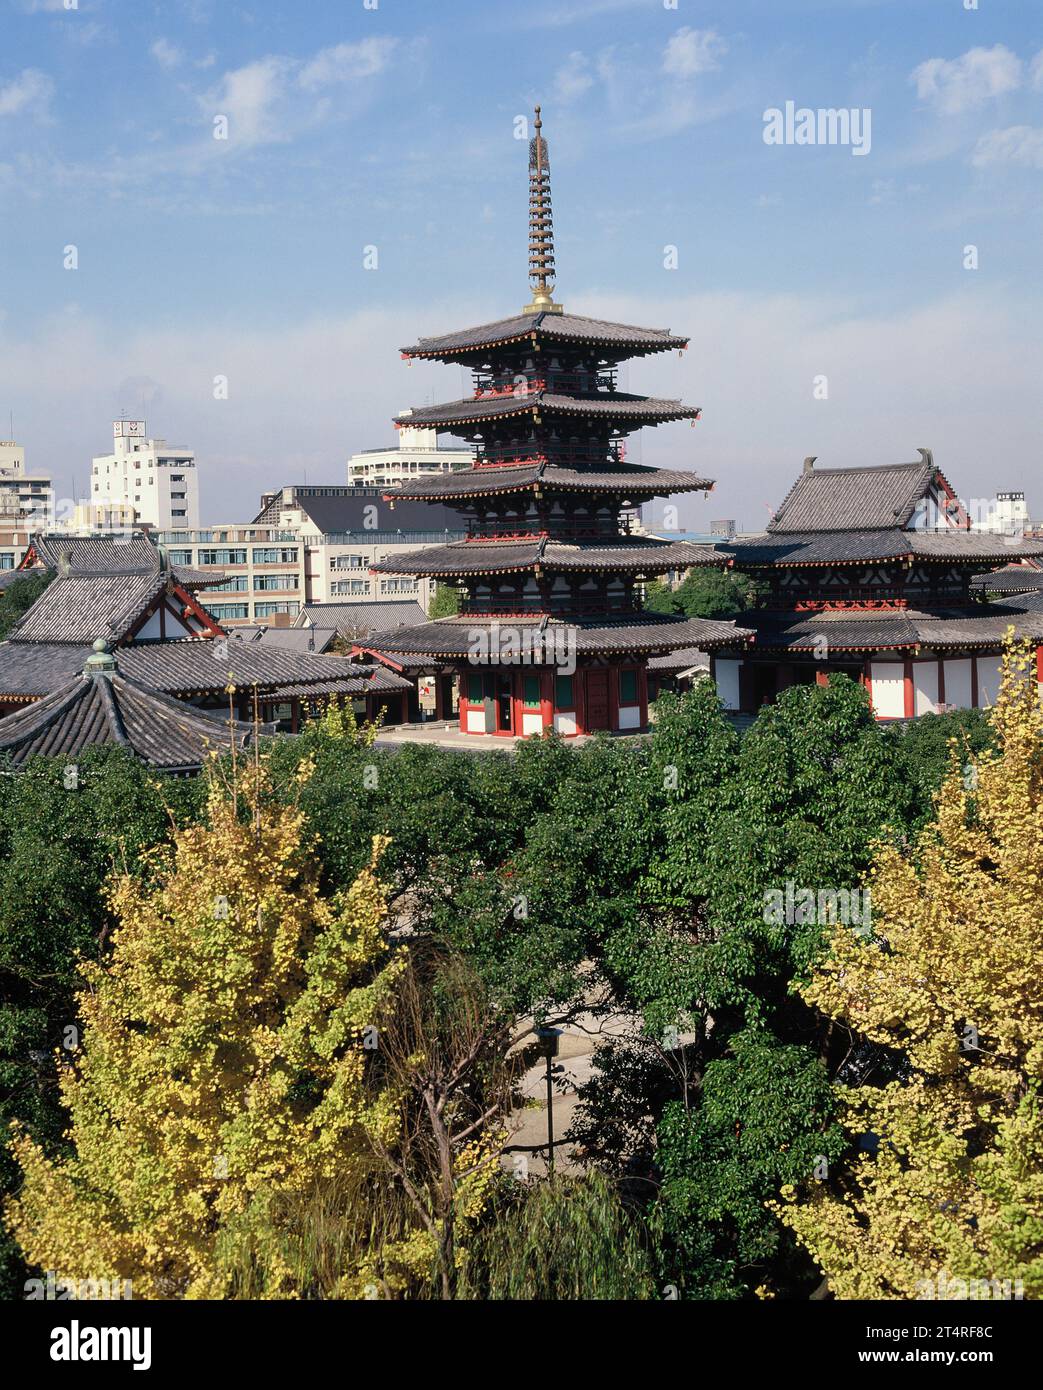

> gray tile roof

[
  {"left": 231, "top": 624, "right": 338, "bottom": 654},
  {"left": 29, "top": 533, "right": 216, "bottom": 588},
  {"left": 395, "top": 393, "right": 701, "bottom": 430},
  {"left": 401, "top": 311, "right": 688, "bottom": 360},
  {"left": 9, "top": 573, "right": 169, "bottom": 644},
  {"left": 0, "top": 666, "right": 262, "bottom": 771},
  {"left": 383, "top": 462, "right": 713, "bottom": 501},
  {"left": 350, "top": 612, "right": 753, "bottom": 659},
  {"left": 730, "top": 528, "right": 1043, "bottom": 567},
  {"left": 736, "top": 602, "right": 1043, "bottom": 653},
  {"left": 647, "top": 646, "right": 710, "bottom": 672},
  {"left": 970, "top": 564, "right": 1043, "bottom": 594},
  {"left": 370, "top": 538, "right": 726, "bottom": 577},
  {"left": 298, "top": 600, "right": 428, "bottom": 638},
  {"left": 0, "top": 637, "right": 401, "bottom": 701},
  {"left": 767, "top": 461, "right": 936, "bottom": 533}
]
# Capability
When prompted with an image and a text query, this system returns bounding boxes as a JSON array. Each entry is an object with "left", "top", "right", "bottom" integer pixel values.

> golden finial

[{"left": 522, "top": 104, "right": 563, "bottom": 315}]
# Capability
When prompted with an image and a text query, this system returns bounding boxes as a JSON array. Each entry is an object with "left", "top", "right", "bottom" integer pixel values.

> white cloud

[
  {"left": 0, "top": 68, "right": 53, "bottom": 119},
  {"left": 1031, "top": 50, "right": 1043, "bottom": 90},
  {"left": 553, "top": 51, "right": 595, "bottom": 103},
  {"left": 663, "top": 27, "right": 727, "bottom": 79},
  {"left": 972, "top": 125, "right": 1043, "bottom": 170},
  {"left": 911, "top": 45, "right": 1022, "bottom": 115},
  {"left": 204, "top": 57, "right": 294, "bottom": 149},
  {"left": 150, "top": 38, "right": 183, "bottom": 71},
  {"left": 298, "top": 37, "right": 397, "bottom": 90}
]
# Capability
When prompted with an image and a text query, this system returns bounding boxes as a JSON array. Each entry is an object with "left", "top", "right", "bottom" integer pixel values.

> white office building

[
  {"left": 90, "top": 421, "right": 200, "bottom": 531},
  {"left": 347, "top": 423, "right": 470, "bottom": 488},
  {"left": 0, "top": 440, "right": 54, "bottom": 525}
]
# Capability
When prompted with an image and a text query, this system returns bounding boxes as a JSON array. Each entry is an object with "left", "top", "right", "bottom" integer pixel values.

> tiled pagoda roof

[
  {"left": 400, "top": 311, "right": 688, "bottom": 362},
  {"left": 382, "top": 462, "right": 713, "bottom": 502},
  {"left": 370, "top": 537, "right": 726, "bottom": 578},
  {"left": 394, "top": 392, "right": 700, "bottom": 431}
]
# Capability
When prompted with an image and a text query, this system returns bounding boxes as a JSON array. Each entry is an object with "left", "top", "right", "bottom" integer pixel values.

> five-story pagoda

[{"left": 370, "top": 107, "right": 751, "bottom": 737}]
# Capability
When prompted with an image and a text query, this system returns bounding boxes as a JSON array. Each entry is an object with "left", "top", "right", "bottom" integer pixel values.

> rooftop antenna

[{"left": 522, "top": 105, "right": 562, "bottom": 315}]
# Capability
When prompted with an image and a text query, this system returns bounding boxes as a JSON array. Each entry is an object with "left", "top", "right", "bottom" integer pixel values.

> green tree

[
  {"left": 0, "top": 572, "right": 54, "bottom": 640},
  {"left": 428, "top": 583, "right": 462, "bottom": 618}
]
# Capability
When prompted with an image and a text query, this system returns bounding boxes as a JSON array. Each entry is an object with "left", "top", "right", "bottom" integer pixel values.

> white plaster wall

[
  {"left": 553, "top": 712, "right": 578, "bottom": 736},
  {"left": 945, "top": 658, "right": 973, "bottom": 709},
  {"left": 713, "top": 659, "right": 741, "bottom": 712},
  {"left": 618, "top": 705, "right": 641, "bottom": 730},
  {"left": 522, "top": 710, "right": 544, "bottom": 736},
  {"left": 914, "top": 662, "right": 939, "bottom": 716},
  {"left": 869, "top": 663, "right": 905, "bottom": 718},
  {"left": 976, "top": 655, "right": 1002, "bottom": 706}
]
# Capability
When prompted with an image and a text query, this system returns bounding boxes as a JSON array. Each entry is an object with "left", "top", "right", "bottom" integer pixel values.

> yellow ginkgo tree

[
  {"left": 5, "top": 756, "right": 403, "bottom": 1299},
  {"left": 773, "top": 637, "right": 1043, "bottom": 1300}
]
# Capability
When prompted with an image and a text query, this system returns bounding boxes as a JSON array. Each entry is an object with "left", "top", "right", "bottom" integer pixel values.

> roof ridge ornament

[
  {"left": 84, "top": 636, "right": 117, "bottom": 677},
  {"left": 522, "top": 105, "right": 563, "bottom": 316}
]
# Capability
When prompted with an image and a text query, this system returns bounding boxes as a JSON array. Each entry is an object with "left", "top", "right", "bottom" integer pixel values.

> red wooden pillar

[
  {"left": 400, "top": 691, "right": 408, "bottom": 723},
  {"left": 815, "top": 669, "right": 829, "bottom": 687},
  {"left": 970, "top": 655, "right": 979, "bottom": 709},
  {"left": 575, "top": 662, "right": 587, "bottom": 735},
  {"left": 434, "top": 672, "right": 445, "bottom": 721},
  {"left": 1036, "top": 645, "right": 1043, "bottom": 687},
  {"left": 540, "top": 668, "right": 553, "bottom": 732},
  {"left": 937, "top": 658, "right": 945, "bottom": 708},
  {"left": 903, "top": 659, "right": 915, "bottom": 718},
  {"left": 637, "top": 664, "right": 649, "bottom": 731},
  {"left": 607, "top": 665, "right": 620, "bottom": 732}
]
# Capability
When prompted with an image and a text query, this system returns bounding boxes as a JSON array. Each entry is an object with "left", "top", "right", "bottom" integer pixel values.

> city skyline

[{"left": 1, "top": 0, "right": 1042, "bottom": 526}]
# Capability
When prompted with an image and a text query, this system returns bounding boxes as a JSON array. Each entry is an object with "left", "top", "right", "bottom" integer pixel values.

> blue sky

[{"left": 1, "top": 0, "right": 1042, "bottom": 526}]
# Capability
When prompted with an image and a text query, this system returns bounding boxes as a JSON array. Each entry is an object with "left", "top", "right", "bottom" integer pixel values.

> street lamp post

[{"left": 535, "top": 1026, "right": 561, "bottom": 1172}]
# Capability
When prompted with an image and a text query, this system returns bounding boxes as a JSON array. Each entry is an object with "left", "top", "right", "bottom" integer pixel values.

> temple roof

[
  {"left": 734, "top": 602, "right": 1043, "bottom": 654},
  {"left": 342, "top": 611, "right": 753, "bottom": 659},
  {"left": 370, "top": 537, "right": 726, "bottom": 578},
  {"left": 0, "top": 649, "right": 262, "bottom": 772},
  {"left": 767, "top": 460, "right": 940, "bottom": 534},
  {"left": 28, "top": 533, "right": 221, "bottom": 589},
  {"left": 383, "top": 462, "right": 713, "bottom": 502},
  {"left": 400, "top": 311, "right": 688, "bottom": 363},
  {"left": 0, "top": 636, "right": 402, "bottom": 702},
  {"left": 730, "top": 528, "right": 1043, "bottom": 568},
  {"left": 970, "top": 563, "right": 1043, "bottom": 594},
  {"left": 395, "top": 392, "right": 700, "bottom": 431},
  {"left": 9, "top": 572, "right": 177, "bottom": 645}
]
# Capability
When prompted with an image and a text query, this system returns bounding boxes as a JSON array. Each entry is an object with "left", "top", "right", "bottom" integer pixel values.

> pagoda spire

[{"left": 522, "top": 105, "right": 563, "bottom": 315}]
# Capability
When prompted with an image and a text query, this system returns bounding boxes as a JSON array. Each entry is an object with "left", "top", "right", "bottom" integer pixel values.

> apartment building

[
  {"left": 0, "top": 441, "right": 53, "bottom": 527},
  {"left": 346, "top": 423, "right": 470, "bottom": 488},
  {"left": 158, "top": 525, "right": 305, "bottom": 627},
  {"left": 252, "top": 485, "right": 466, "bottom": 612},
  {"left": 91, "top": 420, "right": 200, "bottom": 531}
]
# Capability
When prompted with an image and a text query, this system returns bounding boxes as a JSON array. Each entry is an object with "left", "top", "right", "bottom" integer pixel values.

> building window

[
  {"left": 467, "top": 673, "right": 484, "bottom": 703},
  {"left": 198, "top": 548, "right": 247, "bottom": 565},
  {"left": 379, "top": 578, "right": 419, "bottom": 594},
  {"left": 171, "top": 509, "right": 187, "bottom": 517},
  {"left": 254, "top": 601, "right": 300, "bottom": 618},
  {"left": 619, "top": 669, "right": 638, "bottom": 704},
  {"left": 0, "top": 554, "right": 14, "bottom": 571},
  {"left": 523, "top": 674, "right": 541, "bottom": 708},
  {"left": 210, "top": 577, "right": 249, "bottom": 592},
  {"left": 252, "top": 546, "right": 298, "bottom": 564},
  {"left": 253, "top": 574, "right": 297, "bottom": 591},
  {"left": 166, "top": 549, "right": 193, "bottom": 564},
  {"left": 555, "top": 675, "right": 574, "bottom": 708},
  {"left": 208, "top": 603, "right": 249, "bottom": 620},
  {"left": 331, "top": 579, "right": 371, "bottom": 596}
]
